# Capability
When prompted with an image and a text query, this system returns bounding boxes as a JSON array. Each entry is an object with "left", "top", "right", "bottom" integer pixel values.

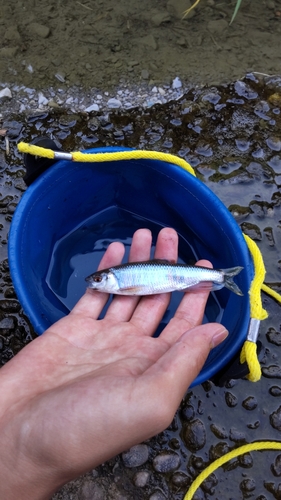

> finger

[
  {"left": 159, "top": 259, "right": 213, "bottom": 344},
  {"left": 71, "top": 241, "right": 125, "bottom": 319},
  {"left": 129, "top": 227, "right": 178, "bottom": 335},
  {"left": 143, "top": 324, "right": 228, "bottom": 423},
  {"left": 104, "top": 229, "right": 152, "bottom": 321}
]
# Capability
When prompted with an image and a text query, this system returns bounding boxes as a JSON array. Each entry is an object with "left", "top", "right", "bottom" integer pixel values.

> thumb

[{"left": 148, "top": 323, "right": 228, "bottom": 404}]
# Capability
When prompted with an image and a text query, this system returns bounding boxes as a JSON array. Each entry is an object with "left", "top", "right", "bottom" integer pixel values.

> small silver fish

[{"left": 85, "top": 259, "right": 243, "bottom": 296}]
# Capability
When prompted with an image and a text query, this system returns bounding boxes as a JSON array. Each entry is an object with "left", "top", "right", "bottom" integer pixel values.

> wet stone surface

[{"left": 1, "top": 74, "right": 281, "bottom": 498}]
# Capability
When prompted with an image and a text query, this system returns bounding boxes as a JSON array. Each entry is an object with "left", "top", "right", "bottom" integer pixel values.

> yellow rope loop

[
  {"left": 184, "top": 441, "right": 281, "bottom": 500},
  {"left": 240, "top": 340, "right": 262, "bottom": 382}
]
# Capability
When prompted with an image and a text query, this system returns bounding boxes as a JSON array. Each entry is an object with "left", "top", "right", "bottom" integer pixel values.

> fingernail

[{"left": 211, "top": 327, "right": 229, "bottom": 349}]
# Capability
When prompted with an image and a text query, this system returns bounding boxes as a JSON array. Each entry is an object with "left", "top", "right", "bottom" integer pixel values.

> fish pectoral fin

[{"left": 118, "top": 285, "right": 145, "bottom": 295}]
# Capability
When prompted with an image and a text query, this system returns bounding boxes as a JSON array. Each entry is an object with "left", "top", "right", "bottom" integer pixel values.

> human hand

[{"left": 0, "top": 228, "right": 228, "bottom": 499}]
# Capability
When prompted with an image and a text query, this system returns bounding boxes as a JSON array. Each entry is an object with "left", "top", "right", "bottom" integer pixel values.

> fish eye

[{"left": 93, "top": 275, "right": 103, "bottom": 283}]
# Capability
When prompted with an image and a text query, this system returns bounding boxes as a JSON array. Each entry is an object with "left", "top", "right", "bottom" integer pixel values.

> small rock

[
  {"left": 207, "top": 19, "right": 228, "bottom": 35},
  {"left": 263, "top": 365, "right": 281, "bottom": 379},
  {"left": 122, "top": 444, "right": 149, "bottom": 468},
  {"left": 85, "top": 103, "right": 100, "bottom": 112},
  {"left": 171, "top": 471, "right": 190, "bottom": 488},
  {"left": 0, "top": 300, "right": 21, "bottom": 313},
  {"left": 48, "top": 99, "right": 61, "bottom": 109},
  {"left": 80, "top": 480, "right": 105, "bottom": 500},
  {"left": 269, "top": 386, "right": 281, "bottom": 397},
  {"left": 38, "top": 92, "right": 48, "bottom": 106},
  {"left": 151, "top": 11, "right": 171, "bottom": 25},
  {"left": 271, "top": 454, "right": 281, "bottom": 476},
  {"left": 0, "top": 317, "right": 15, "bottom": 330},
  {"left": 266, "top": 137, "right": 281, "bottom": 151},
  {"left": 153, "top": 451, "right": 180, "bottom": 473},
  {"left": 270, "top": 406, "right": 281, "bottom": 430},
  {"left": 141, "top": 69, "right": 150, "bottom": 80},
  {"left": 139, "top": 34, "right": 158, "bottom": 50},
  {"left": 210, "top": 424, "right": 228, "bottom": 439},
  {"left": 267, "top": 0, "right": 276, "bottom": 9},
  {"left": 0, "top": 47, "right": 18, "bottom": 58},
  {"left": 4, "top": 26, "right": 21, "bottom": 42},
  {"left": 229, "top": 427, "right": 246, "bottom": 443},
  {"left": 133, "top": 470, "right": 150, "bottom": 487},
  {"left": 225, "top": 391, "right": 238, "bottom": 407},
  {"left": 182, "top": 419, "right": 206, "bottom": 451},
  {"left": 149, "top": 490, "right": 167, "bottom": 500},
  {"left": 29, "top": 22, "right": 50, "bottom": 38},
  {"left": 209, "top": 442, "right": 230, "bottom": 461},
  {"left": 0, "top": 88, "right": 12, "bottom": 100},
  {"left": 242, "top": 396, "right": 258, "bottom": 411},
  {"left": 172, "top": 77, "right": 182, "bottom": 89},
  {"left": 107, "top": 98, "right": 122, "bottom": 109}
]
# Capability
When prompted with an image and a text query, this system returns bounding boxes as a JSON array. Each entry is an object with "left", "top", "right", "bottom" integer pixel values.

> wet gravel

[{"left": 1, "top": 73, "right": 281, "bottom": 498}]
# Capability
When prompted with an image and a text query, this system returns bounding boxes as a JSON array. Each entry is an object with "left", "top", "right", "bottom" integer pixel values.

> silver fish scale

[{"left": 112, "top": 262, "right": 223, "bottom": 293}]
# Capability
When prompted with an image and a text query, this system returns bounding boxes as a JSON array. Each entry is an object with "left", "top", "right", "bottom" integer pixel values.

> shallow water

[{"left": 1, "top": 74, "right": 281, "bottom": 499}]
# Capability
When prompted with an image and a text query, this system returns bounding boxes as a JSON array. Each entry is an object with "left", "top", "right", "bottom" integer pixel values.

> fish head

[{"left": 85, "top": 270, "right": 119, "bottom": 293}]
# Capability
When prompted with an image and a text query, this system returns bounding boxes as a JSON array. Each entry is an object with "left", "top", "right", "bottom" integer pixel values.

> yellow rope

[
  {"left": 262, "top": 283, "right": 281, "bottom": 304},
  {"left": 243, "top": 234, "right": 268, "bottom": 320},
  {"left": 17, "top": 142, "right": 196, "bottom": 177},
  {"left": 18, "top": 142, "right": 55, "bottom": 159},
  {"left": 237, "top": 234, "right": 268, "bottom": 382},
  {"left": 184, "top": 441, "right": 281, "bottom": 500}
]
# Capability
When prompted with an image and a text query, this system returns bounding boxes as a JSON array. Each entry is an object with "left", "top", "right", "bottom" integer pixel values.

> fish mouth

[{"left": 85, "top": 275, "right": 95, "bottom": 284}]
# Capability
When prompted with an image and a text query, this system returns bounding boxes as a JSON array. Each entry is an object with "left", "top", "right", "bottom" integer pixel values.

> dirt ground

[{"left": 1, "top": 0, "right": 281, "bottom": 90}]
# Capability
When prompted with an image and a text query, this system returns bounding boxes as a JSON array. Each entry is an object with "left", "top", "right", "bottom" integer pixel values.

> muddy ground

[{"left": 1, "top": 0, "right": 281, "bottom": 90}]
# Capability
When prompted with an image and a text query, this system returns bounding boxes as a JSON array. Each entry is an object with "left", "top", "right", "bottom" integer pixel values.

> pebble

[
  {"left": 107, "top": 98, "right": 122, "bottom": 109},
  {"left": 0, "top": 87, "right": 12, "bottom": 100},
  {"left": 29, "top": 22, "right": 50, "bottom": 38},
  {"left": 149, "top": 490, "right": 167, "bottom": 500},
  {"left": 152, "top": 451, "right": 180, "bottom": 473},
  {"left": 225, "top": 391, "right": 238, "bottom": 407},
  {"left": 182, "top": 419, "right": 206, "bottom": 451},
  {"left": 270, "top": 405, "right": 281, "bottom": 430},
  {"left": 269, "top": 386, "right": 281, "bottom": 397},
  {"left": 122, "top": 444, "right": 149, "bottom": 468},
  {"left": 79, "top": 480, "right": 106, "bottom": 500},
  {"left": 38, "top": 92, "right": 48, "bottom": 106},
  {"left": 0, "top": 317, "right": 16, "bottom": 330},
  {"left": 271, "top": 454, "right": 281, "bottom": 476},
  {"left": 133, "top": 470, "right": 150, "bottom": 487},
  {"left": 0, "top": 77, "right": 185, "bottom": 119},
  {"left": 85, "top": 103, "right": 100, "bottom": 112},
  {"left": 242, "top": 396, "right": 258, "bottom": 410},
  {"left": 172, "top": 77, "right": 182, "bottom": 89}
]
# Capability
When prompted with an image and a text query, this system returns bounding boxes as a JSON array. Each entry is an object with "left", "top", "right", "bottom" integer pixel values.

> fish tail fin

[{"left": 220, "top": 266, "right": 244, "bottom": 296}]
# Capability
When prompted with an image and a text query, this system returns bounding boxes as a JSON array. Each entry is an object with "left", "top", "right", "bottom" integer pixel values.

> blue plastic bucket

[{"left": 8, "top": 146, "right": 253, "bottom": 386}]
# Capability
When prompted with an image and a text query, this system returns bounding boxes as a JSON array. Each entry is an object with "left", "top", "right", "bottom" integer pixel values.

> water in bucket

[{"left": 45, "top": 206, "right": 223, "bottom": 334}]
